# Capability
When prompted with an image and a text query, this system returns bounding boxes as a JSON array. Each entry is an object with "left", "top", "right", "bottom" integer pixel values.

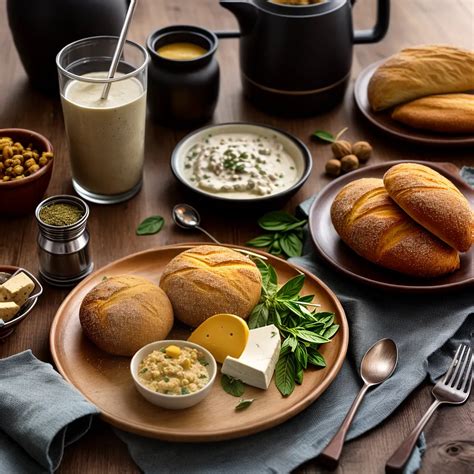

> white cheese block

[
  {"left": 0, "top": 301, "right": 20, "bottom": 322},
  {"left": 221, "top": 324, "right": 281, "bottom": 390},
  {"left": 0, "top": 272, "right": 35, "bottom": 307}
]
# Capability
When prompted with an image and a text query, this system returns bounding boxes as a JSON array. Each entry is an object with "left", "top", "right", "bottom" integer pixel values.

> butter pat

[
  {"left": 0, "top": 272, "right": 35, "bottom": 307},
  {"left": 0, "top": 301, "right": 20, "bottom": 322},
  {"left": 221, "top": 324, "right": 281, "bottom": 390}
]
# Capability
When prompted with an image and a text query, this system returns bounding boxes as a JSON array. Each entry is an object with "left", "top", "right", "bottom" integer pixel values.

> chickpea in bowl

[{"left": 130, "top": 340, "right": 217, "bottom": 409}]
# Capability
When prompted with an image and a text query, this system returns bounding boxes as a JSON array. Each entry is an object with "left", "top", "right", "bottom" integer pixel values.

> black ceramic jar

[{"left": 146, "top": 26, "right": 220, "bottom": 127}]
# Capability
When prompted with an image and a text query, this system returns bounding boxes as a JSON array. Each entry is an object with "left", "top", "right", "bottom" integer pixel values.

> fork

[{"left": 386, "top": 343, "right": 473, "bottom": 473}]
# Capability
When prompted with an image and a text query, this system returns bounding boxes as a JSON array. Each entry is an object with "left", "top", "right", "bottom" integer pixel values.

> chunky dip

[
  {"left": 182, "top": 132, "right": 300, "bottom": 198},
  {"left": 138, "top": 345, "right": 210, "bottom": 395}
]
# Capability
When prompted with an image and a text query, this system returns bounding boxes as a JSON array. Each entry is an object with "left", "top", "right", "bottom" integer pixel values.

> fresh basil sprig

[
  {"left": 221, "top": 374, "right": 246, "bottom": 397},
  {"left": 136, "top": 215, "right": 165, "bottom": 236},
  {"left": 235, "top": 398, "right": 255, "bottom": 411},
  {"left": 246, "top": 211, "right": 306, "bottom": 258},
  {"left": 249, "top": 258, "right": 339, "bottom": 397}
]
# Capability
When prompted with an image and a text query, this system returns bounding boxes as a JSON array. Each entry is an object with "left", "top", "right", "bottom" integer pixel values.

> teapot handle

[{"left": 353, "top": 0, "right": 390, "bottom": 44}]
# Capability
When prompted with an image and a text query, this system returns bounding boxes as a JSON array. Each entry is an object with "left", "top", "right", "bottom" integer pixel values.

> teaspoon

[
  {"left": 318, "top": 338, "right": 398, "bottom": 470},
  {"left": 172, "top": 203, "right": 267, "bottom": 260}
]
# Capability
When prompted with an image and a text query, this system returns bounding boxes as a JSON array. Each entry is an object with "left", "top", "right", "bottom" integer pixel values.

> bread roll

[
  {"left": 391, "top": 94, "right": 474, "bottom": 134},
  {"left": 160, "top": 245, "right": 262, "bottom": 327},
  {"left": 383, "top": 163, "right": 473, "bottom": 252},
  {"left": 331, "top": 178, "right": 460, "bottom": 277},
  {"left": 368, "top": 45, "right": 474, "bottom": 111},
  {"left": 80, "top": 275, "right": 174, "bottom": 356}
]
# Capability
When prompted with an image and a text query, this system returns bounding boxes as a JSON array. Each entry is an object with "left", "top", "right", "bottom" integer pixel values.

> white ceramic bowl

[
  {"left": 170, "top": 122, "right": 312, "bottom": 204},
  {"left": 130, "top": 339, "right": 217, "bottom": 410}
]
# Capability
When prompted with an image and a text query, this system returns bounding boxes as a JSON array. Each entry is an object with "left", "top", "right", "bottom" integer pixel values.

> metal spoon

[
  {"left": 172, "top": 203, "right": 267, "bottom": 260},
  {"left": 318, "top": 338, "right": 398, "bottom": 470},
  {"left": 101, "top": 0, "right": 138, "bottom": 100}
]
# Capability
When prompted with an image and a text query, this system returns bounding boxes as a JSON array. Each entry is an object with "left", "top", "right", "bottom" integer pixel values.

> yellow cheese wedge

[
  {"left": 0, "top": 301, "right": 20, "bottom": 322},
  {"left": 0, "top": 272, "right": 35, "bottom": 307},
  {"left": 188, "top": 313, "right": 250, "bottom": 364}
]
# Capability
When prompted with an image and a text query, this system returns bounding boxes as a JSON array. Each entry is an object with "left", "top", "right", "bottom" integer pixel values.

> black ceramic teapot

[{"left": 220, "top": 0, "right": 390, "bottom": 115}]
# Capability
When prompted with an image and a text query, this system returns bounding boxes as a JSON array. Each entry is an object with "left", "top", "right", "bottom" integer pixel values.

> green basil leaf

[
  {"left": 315, "top": 312, "right": 336, "bottom": 323},
  {"left": 280, "top": 233, "right": 303, "bottom": 258},
  {"left": 307, "top": 348, "right": 327, "bottom": 367},
  {"left": 312, "top": 130, "right": 335, "bottom": 143},
  {"left": 276, "top": 274, "right": 305, "bottom": 300},
  {"left": 295, "top": 367, "right": 304, "bottom": 385},
  {"left": 248, "top": 302, "right": 269, "bottom": 329},
  {"left": 221, "top": 375, "right": 245, "bottom": 397},
  {"left": 246, "top": 234, "right": 275, "bottom": 248},
  {"left": 324, "top": 324, "right": 340, "bottom": 339},
  {"left": 275, "top": 351, "right": 296, "bottom": 397},
  {"left": 270, "top": 239, "right": 281, "bottom": 255},
  {"left": 136, "top": 215, "right": 165, "bottom": 236},
  {"left": 294, "top": 343, "right": 308, "bottom": 370},
  {"left": 282, "top": 220, "right": 307, "bottom": 231},
  {"left": 235, "top": 398, "right": 255, "bottom": 411},
  {"left": 295, "top": 329, "right": 330, "bottom": 344},
  {"left": 282, "top": 335, "right": 298, "bottom": 352},
  {"left": 258, "top": 211, "right": 298, "bottom": 231},
  {"left": 298, "top": 294, "right": 315, "bottom": 303}
]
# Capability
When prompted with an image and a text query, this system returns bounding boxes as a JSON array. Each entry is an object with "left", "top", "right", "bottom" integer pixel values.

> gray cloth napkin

[
  {"left": 0, "top": 350, "right": 99, "bottom": 474},
  {"left": 117, "top": 171, "right": 473, "bottom": 474}
]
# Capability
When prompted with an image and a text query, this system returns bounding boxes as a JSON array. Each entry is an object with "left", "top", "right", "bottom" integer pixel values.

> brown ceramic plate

[
  {"left": 309, "top": 161, "right": 474, "bottom": 293},
  {"left": 50, "top": 244, "right": 348, "bottom": 442},
  {"left": 354, "top": 61, "right": 474, "bottom": 146}
]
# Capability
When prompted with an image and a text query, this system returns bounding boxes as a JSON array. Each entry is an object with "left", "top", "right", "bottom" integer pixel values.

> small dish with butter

[
  {"left": 171, "top": 122, "right": 312, "bottom": 204},
  {"left": 130, "top": 340, "right": 217, "bottom": 409}
]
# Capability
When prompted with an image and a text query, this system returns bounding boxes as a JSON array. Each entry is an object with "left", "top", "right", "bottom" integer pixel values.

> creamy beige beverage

[{"left": 62, "top": 72, "right": 146, "bottom": 196}]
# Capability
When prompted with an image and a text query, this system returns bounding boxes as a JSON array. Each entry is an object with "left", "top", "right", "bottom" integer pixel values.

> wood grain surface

[{"left": 0, "top": 0, "right": 472, "bottom": 473}]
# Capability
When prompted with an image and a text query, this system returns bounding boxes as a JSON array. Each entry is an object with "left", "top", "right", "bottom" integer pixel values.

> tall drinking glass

[{"left": 57, "top": 36, "right": 149, "bottom": 204}]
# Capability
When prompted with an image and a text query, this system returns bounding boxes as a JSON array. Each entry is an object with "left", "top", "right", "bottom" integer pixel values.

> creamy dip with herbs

[
  {"left": 182, "top": 132, "right": 299, "bottom": 198},
  {"left": 138, "top": 346, "right": 210, "bottom": 395}
]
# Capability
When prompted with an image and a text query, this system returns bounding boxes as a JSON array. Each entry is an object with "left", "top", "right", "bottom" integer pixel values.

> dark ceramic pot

[
  {"left": 219, "top": 0, "right": 390, "bottom": 115},
  {"left": 7, "top": 0, "right": 128, "bottom": 94},
  {"left": 146, "top": 26, "right": 220, "bottom": 127}
]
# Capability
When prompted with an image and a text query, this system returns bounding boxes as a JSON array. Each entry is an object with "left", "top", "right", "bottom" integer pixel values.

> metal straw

[{"left": 101, "top": 0, "right": 138, "bottom": 100}]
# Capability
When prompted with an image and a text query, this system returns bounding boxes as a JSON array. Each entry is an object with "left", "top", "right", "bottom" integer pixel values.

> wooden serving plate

[
  {"left": 354, "top": 61, "right": 474, "bottom": 146},
  {"left": 309, "top": 161, "right": 474, "bottom": 293},
  {"left": 50, "top": 244, "right": 348, "bottom": 442}
]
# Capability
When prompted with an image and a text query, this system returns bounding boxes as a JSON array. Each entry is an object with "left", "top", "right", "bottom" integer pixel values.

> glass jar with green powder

[{"left": 35, "top": 195, "right": 93, "bottom": 286}]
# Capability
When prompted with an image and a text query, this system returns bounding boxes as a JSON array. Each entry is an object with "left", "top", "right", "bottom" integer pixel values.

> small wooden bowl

[
  {"left": 0, "top": 265, "right": 43, "bottom": 339},
  {"left": 0, "top": 128, "right": 54, "bottom": 216}
]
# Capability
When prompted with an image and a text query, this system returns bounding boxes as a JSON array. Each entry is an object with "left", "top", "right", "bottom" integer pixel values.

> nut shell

[
  {"left": 331, "top": 140, "right": 352, "bottom": 159},
  {"left": 352, "top": 141, "right": 372, "bottom": 162},
  {"left": 325, "top": 159, "right": 342, "bottom": 177},
  {"left": 341, "top": 154, "right": 360, "bottom": 172}
]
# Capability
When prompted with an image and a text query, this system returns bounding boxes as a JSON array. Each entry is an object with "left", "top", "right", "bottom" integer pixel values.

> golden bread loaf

[
  {"left": 383, "top": 163, "right": 473, "bottom": 252},
  {"left": 330, "top": 178, "right": 460, "bottom": 277},
  {"left": 368, "top": 45, "right": 474, "bottom": 111},
  {"left": 80, "top": 275, "right": 174, "bottom": 356},
  {"left": 160, "top": 245, "right": 262, "bottom": 328},
  {"left": 391, "top": 94, "right": 474, "bottom": 134}
]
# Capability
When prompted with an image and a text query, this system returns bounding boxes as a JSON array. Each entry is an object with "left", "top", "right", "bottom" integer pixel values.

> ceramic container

[
  {"left": 146, "top": 26, "right": 220, "bottom": 126},
  {"left": 219, "top": 0, "right": 390, "bottom": 115},
  {"left": 130, "top": 340, "right": 217, "bottom": 410},
  {"left": 0, "top": 128, "right": 54, "bottom": 216}
]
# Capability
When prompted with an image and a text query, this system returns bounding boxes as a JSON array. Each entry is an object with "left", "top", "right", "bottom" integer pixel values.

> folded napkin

[
  {"left": 117, "top": 171, "right": 473, "bottom": 474},
  {"left": 0, "top": 350, "right": 99, "bottom": 474}
]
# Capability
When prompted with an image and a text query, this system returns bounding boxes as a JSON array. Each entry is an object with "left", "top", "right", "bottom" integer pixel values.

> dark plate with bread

[
  {"left": 354, "top": 53, "right": 474, "bottom": 146},
  {"left": 309, "top": 161, "right": 474, "bottom": 293}
]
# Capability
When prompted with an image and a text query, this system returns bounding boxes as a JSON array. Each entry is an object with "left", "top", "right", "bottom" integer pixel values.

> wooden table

[{"left": 1, "top": 0, "right": 472, "bottom": 472}]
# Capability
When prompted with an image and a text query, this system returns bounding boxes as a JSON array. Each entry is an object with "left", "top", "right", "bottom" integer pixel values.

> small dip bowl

[
  {"left": 171, "top": 122, "right": 312, "bottom": 205},
  {"left": 0, "top": 266, "right": 43, "bottom": 339},
  {"left": 130, "top": 339, "right": 217, "bottom": 410}
]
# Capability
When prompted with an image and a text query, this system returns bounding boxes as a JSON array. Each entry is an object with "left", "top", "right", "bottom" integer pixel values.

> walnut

[
  {"left": 325, "top": 159, "right": 342, "bottom": 177},
  {"left": 331, "top": 140, "right": 352, "bottom": 159},
  {"left": 341, "top": 154, "right": 359, "bottom": 172},
  {"left": 352, "top": 141, "right": 372, "bottom": 162}
]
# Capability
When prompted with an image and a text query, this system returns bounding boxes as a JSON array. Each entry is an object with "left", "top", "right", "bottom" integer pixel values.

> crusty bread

[
  {"left": 80, "top": 275, "right": 174, "bottom": 356},
  {"left": 391, "top": 94, "right": 474, "bottom": 134},
  {"left": 331, "top": 178, "right": 460, "bottom": 277},
  {"left": 160, "top": 245, "right": 261, "bottom": 327},
  {"left": 383, "top": 163, "right": 473, "bottom": 252},
  {"left": 368, "top": 45, "right": 474, "bottom": 111}
]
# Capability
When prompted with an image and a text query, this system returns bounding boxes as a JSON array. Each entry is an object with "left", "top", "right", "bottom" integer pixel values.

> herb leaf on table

[
  {"left": 235, "top": 399, "right": 255, "bottom": 411},
  {"left": 249, "top": 258, "right": 339, "bottom": 396},
  {"left": 221, "top": 375, "right": 246, "bottom": 397},
  {"left": 246, "top": 211, "right": 307, "bottom": 259},
  {"left": 136, "top": 216, "right": 165, "bottom": 236}
]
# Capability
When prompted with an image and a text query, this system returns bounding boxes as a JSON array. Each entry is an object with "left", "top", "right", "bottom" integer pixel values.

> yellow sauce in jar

[{"left": 157, "top": 43, "right": 208, "bottom": 61}]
